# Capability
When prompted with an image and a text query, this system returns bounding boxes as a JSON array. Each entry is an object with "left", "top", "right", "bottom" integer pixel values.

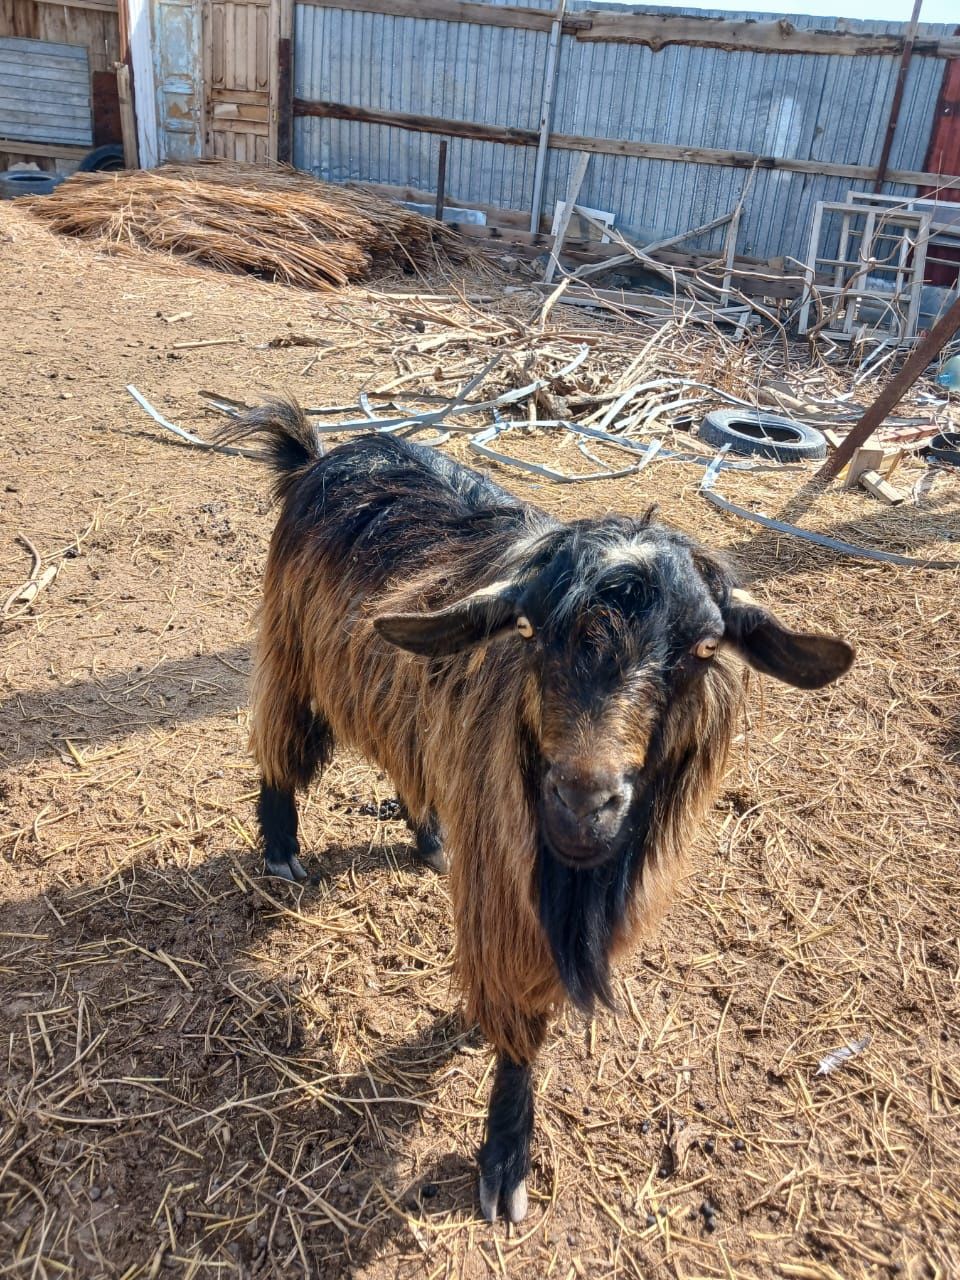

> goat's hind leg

[
  {"left": 256, "top": 707, "right": 334, "bottom": 884},
  {"left": 478, "top": 1053, "right": 535, "bottom": 1224}
]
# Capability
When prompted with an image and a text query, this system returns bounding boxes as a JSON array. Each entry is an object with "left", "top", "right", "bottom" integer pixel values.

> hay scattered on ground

[{"left": 23, "top": 160, "right": 468, "bottom": 289}]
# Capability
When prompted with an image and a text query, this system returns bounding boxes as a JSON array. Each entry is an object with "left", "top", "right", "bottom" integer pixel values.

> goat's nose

[{"left": 551, "top": 774, "right": 624, "bottom": 820}]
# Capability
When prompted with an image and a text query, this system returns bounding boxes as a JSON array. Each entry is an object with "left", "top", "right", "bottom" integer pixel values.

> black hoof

[
  {"left": 263, "top": 851, "right": 308, "bottom": 882},
  {"left": 479, "top": 1169, "right": 528, "bottom": 1223},
  {"left": 478, "top": 1145, "right": 529, "bottom": 1223},
  {"left": 413, "top": 829, "right": 447, "bottom": 874}
]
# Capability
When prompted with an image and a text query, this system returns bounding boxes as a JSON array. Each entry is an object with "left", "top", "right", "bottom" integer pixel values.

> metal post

[
  {"left": 529, "top": 0, "right": 566, "bottom": 234},
  {"left": 435, "top": 139, "right": 448, "bottom": 223},
  {"left": 817, "top": 292, "right": 960, "bottom": 481},
  {"left": 873, "top": 0, "right": 923, "bottom": 192},
  {"left": 276, "top": 37, "right": 293, "bottom": 164}
]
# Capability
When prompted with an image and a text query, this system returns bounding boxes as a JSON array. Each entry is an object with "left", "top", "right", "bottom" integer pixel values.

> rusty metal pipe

[
  {"left": 874, "top": 0, "right": 923, "bottom": 192},
  {"left": 435, "top": 140, "right": 448, "bottom": 223},
  {"left": 817, "top": 292, "right": 960, "bottom": 481}
]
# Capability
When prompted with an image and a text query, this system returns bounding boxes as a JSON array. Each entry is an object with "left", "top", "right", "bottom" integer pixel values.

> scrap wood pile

[
  {"left": 22, "top": 160, "right": 470, "bottom": 289},
  {"left": 126, "top": 280, "right": 960, "bottom": 565}
]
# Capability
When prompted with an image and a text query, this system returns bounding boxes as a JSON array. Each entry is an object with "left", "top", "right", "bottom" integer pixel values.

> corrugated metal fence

[{"left": 291, "top": 1, "right": 958, "bottom": 264}]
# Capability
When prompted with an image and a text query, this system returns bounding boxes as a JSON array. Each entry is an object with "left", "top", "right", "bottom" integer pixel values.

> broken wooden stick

[
  {"left": 544, "top": 152, "right": 591, "bottom": 285},
  {"left": 571, "top": 209, "right": 737, "bottom": 283}
]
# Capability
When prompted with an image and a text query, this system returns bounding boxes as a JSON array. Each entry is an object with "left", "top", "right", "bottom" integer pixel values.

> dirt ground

[{"left": 1, "top": 204, "right": 959, "bottom": 1280}]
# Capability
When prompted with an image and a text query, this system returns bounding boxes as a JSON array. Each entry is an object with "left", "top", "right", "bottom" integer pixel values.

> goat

[{"left": 219, "top": 398, "right": 853, "bottom": 1224}]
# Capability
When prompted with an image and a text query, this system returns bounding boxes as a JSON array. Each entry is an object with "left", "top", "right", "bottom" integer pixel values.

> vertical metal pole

[
  {"left": 435, "top": 139, "right": 448, "bottom": 222},
  {"left": 276, "top": 38, "right": 293, "bottom": 164},
  {"left": 529, "top": 0, "right": 566, "bottom": 234},
  {"left": 874, "top": 0, "right": 923, "bottom": 192}
]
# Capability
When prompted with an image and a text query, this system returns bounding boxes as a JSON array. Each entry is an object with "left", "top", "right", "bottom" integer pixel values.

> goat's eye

[
  {"left": 693, "top": 636, "right": 719, "bottom": 660},
  {"left": 516, "top": 615, "right": 535, "bottom": 639}
]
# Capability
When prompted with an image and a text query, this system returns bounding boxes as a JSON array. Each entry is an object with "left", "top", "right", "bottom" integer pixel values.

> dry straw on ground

[
  {"left": 1, "top": 199, "right": 959, "bottom": 1280},
  {"left": 22, "top": 160, "right": 468, "bottom": 289}
]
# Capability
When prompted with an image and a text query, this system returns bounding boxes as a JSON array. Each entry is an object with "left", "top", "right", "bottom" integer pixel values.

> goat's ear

[
  {"left": 374, "top": 581, "right": 520, "bottom": 657},
  {"left": 722, "top": 590, "right": 854, "bottom": 689}
]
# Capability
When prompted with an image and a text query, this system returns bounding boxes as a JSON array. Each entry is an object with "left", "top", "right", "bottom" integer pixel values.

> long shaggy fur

[{"left": 229, "top": 401, "right": 746, "bottom": 1065}]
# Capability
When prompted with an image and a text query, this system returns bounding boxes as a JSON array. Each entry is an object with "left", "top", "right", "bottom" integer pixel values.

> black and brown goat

[{"left": 221, "top": 399, "right": 853, "bottom": 1223}]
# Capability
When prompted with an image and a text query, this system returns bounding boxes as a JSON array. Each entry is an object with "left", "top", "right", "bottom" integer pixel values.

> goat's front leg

[
  {"left": 478, "top": 1053, "right": 535, "bottom": 1223},
  {"left": 258, "top": 783, "right": 308, "bottom": 882}
]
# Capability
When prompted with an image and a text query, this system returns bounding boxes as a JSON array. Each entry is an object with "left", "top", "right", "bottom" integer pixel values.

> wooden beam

[
  {"left": 34, "top": 0, "right": 118, "bottom": 10},
  {"left": 294, "top": 99, "right": 539, "bottom": 147},
  {"left": 546, "top": 132, "right": 960, "bottom": 188},
  {"left": 0, "top": 138, "right": 90, "bottom": 159},
  {"left": 873, "top": 0, "right": 923, "bottom": 191},
  {"left": 295, "top": 0, "right": 960, "bottom": 57},
  {"left": 298, "top": 0, "right": 575, "bottom": 34},
  {"left": 116, "top": 62, "right": 138, "bottom": 168},
  {"left": 577, "top": 11, "right": 960, "bottom": 58},
  {"left": 544, "top": 151, "right": 590, "bottom": 283},
  {"left": 842, "top": 447, "right": 885, "bottom": 489},
  {"left": 293, "top": 98, "right": 960, "bottom": 189},
  {"left": 859, "top": 470, "right": 906, "bottom": 504}
]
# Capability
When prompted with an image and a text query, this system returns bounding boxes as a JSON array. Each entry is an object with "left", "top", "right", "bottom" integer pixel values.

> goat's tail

[{"left": 214, "top": 396, "right": 321, "bottom": 503}]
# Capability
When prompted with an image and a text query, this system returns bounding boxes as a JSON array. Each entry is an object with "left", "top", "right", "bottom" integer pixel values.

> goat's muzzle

[{"left": 540, "top": 763, "right": 635, "bottom": 868}]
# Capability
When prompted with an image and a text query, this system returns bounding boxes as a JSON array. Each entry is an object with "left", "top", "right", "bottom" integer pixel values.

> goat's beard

[{"left": 536, "top": 783, "right": 655, "bottom": 1012}]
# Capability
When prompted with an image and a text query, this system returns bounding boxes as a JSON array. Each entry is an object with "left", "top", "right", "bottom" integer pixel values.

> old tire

[
  {"left": 698, "top": 409, "right": 827, "bottom": 462},
  {"left": 926, "top": 430, "right": 960, "bottom": 468},
  {"left": 0, "top": 170, "right": 62, "bottom": 199},
  {"left": 78, "top": 144, "right": 125, "bottom": 172}
]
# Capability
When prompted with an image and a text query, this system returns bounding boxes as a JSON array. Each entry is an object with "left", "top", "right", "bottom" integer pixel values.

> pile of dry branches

[{"left": 24, "top": 160, "right": 468, "bottom": 289}]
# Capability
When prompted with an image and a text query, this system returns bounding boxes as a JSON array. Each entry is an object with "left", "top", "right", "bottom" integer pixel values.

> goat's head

[{"left": 375, "top": 515, "right": 853, "bottom": 869}]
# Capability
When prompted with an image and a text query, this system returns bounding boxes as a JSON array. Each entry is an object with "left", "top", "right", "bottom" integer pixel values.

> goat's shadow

[
  {"left": 234, "top": 841, "right": 489, "bottom": 1272},
  {"left": 0, "top": 832, "right": 488, "bottom": 1278},
  {"left": 0, "top": 646, "right": 252, "bottom": 771}
]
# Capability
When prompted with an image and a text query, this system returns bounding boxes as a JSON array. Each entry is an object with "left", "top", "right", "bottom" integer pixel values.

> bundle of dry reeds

[{"left": 23, "top": 159, "right": 467, "bottom": 289}]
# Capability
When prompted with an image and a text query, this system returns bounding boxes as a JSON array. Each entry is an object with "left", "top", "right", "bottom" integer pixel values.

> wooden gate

[{"left": 202, "top": 0, "right": 286, "bottom": 163}]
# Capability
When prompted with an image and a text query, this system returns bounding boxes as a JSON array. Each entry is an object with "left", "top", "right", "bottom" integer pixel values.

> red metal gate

[{"left": 922, "top": 38, "right": 960, "bottom": 285}]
